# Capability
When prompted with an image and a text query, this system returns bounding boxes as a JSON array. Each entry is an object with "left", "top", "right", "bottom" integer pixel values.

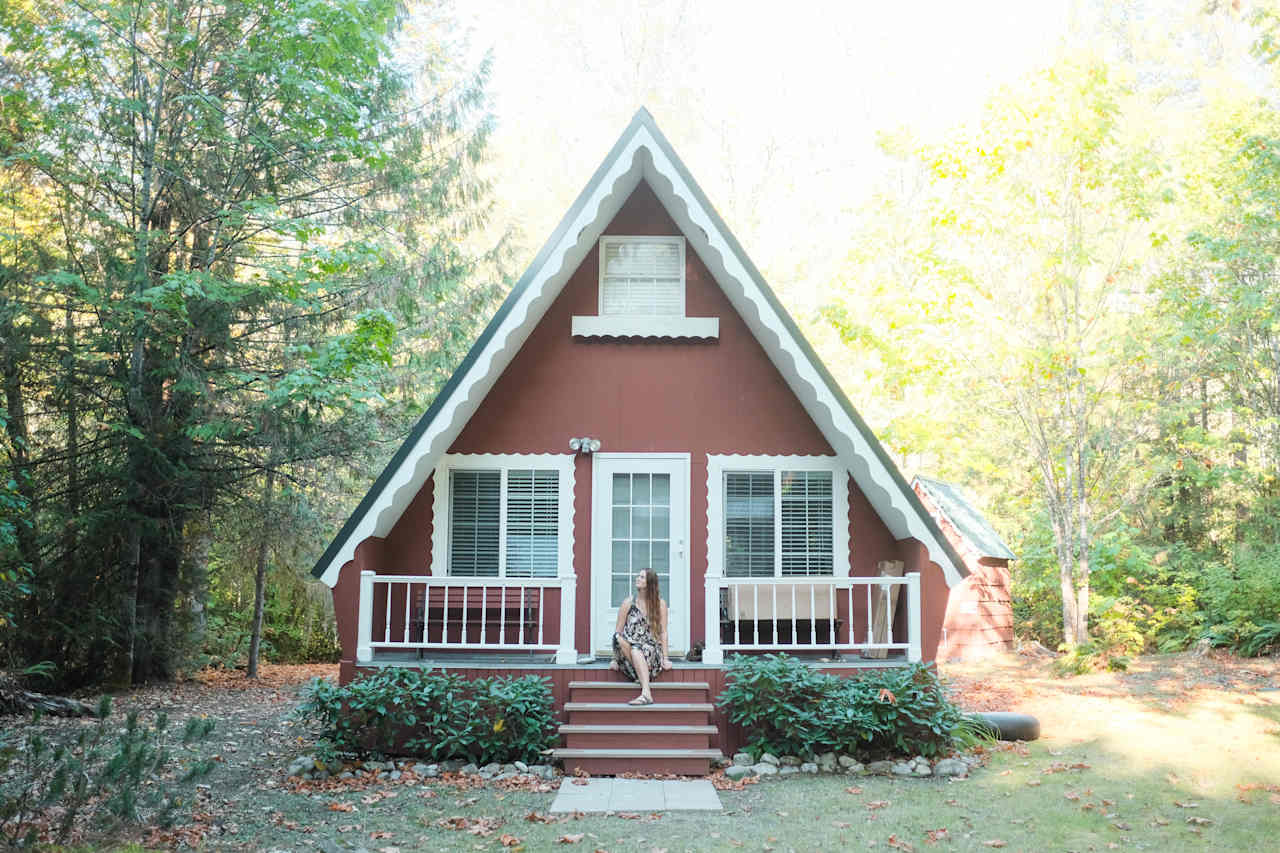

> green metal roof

[{"left": 913, "top": 476, "right": 1015, "bottom": 561}]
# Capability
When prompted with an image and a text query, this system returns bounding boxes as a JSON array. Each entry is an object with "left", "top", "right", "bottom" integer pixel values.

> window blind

[
  {"left": 780, "top": 470, "right": 834, "bottom": 576},
  {"left": 449, "top": 470, "right": 500, "bottom": 576},
  {"left": 601, "top": 238, "right": 683, "bottom": 316},
  {"left": 505, "top": 469, "right": 559, "bottom": 578},
  {"left": 724, "top": 471, "right": 775, "bottom": 577}
]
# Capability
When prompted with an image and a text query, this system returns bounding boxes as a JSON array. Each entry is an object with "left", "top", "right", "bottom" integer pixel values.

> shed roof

[
  {"left": 913, "top": 475, "right": 1016, "bottom": 561},
  {"left": 311, "top": 109, "right": 968, "bottom": 588}
]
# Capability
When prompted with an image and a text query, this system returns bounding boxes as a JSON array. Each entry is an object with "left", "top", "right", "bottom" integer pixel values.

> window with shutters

[
  {"left": 708, "top": 455, "right": 849, "bottom": 579},
  {"left": 432, "top": 455, "right": 575, "bottom": 578}
]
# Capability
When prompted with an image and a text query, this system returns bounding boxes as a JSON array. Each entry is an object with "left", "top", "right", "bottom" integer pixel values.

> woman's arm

[{"left": 614, "top": 597, "right": 630, "bottom": 638}]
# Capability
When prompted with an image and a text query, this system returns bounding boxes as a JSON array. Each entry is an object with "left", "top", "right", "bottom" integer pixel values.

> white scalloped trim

[
  {"left": 705, "top": 454, "right": 851, "bottom": 580},
  {"left": 429, "top": 453, "right": 576, "bottom": 580},
  {"left": 316, "top": 122, "right": 963, "bottom": 589}
]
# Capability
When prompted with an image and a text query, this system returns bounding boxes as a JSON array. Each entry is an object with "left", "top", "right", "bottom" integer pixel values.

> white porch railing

[
  {"left": 356, "top": 572, "right": 577, "bottom": 665},
  {"left": 701, "top": 573, "right": 922, "bottom": 665}
]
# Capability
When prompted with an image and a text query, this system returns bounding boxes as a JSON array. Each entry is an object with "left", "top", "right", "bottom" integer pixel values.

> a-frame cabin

[{"left": 312, "top": 109, "right": 968, "bottom": 771}]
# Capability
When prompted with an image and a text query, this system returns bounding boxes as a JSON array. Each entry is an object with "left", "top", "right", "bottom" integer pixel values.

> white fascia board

[{"left": 636, "top": 142, "right": 965, "bottom": 588}]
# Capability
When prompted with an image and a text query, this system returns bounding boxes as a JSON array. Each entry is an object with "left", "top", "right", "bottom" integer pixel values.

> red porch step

[
  {"left": 560, "top": 724, "right": 717, "bottom": 750},
  {"left": 553, "top": 680, "right": 721, "bottom": 776},
  {"left": 566, "top": 680, "right": 711, "bottom": 704},
  {"left": 554, "top": 748, "right": 722, "bottom": 776}
]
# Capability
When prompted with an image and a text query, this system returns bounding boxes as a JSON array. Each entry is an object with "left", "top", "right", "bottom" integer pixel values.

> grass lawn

[{"left": 9, "top": 654, "right": 1279, "bottom": 851}]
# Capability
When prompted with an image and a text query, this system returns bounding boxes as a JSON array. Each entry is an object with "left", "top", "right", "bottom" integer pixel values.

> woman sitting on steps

[{"left": 610, "top": 569, "right": 672, "bottom": 705}]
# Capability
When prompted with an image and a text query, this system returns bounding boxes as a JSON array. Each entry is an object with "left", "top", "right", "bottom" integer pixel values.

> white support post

[
  {"left": 906, "top": 571, "right": 923, "bottom": 663},
  {"left": 356, "top": 570, "right": 375, "bottom": 663},
  {"left": 703, "top": 575, "right": 724, "bottom": 665},
  {"left": 555, "top": 576, "right": 578, "bottom": 664}
]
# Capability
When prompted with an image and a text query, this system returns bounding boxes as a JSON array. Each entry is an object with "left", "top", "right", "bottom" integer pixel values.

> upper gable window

[
  {"left": 600, "top": 236, "right": 684, "bottom": 316},
  {"left": 570, "top": 235, "right": 719, "bottom": 339}
]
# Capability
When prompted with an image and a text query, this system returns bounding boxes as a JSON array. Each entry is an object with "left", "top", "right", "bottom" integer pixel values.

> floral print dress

[{"left": 612, "top": 601, "right": 662, "bottom": 682}]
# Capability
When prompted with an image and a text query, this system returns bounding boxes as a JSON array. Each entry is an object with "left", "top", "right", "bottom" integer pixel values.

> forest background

[{"left": 2, "top": 0, "right": 1279, "bottom": 690}]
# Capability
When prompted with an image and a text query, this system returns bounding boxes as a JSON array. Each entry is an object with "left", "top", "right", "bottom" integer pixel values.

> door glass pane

[
  {"left": 632, "top": 505, "right": 650, "bottom": 538},
  {"left": 652, "top": 474, "right": 670, "bottom": 503},
  {"left": 612, "top": 507, "right": 630, "bottom": 538},
  {"left": 612, "top": 473, "right": 630, "bottom": 505},
  {"left": 633, "top": 474, "right": 650, "bottom": 505},
  {"left": 651, "top": 505, "right": 669, "bottom": 538}
]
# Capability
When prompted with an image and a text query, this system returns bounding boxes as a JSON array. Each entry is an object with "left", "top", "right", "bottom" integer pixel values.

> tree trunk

[{"left": 246, "top": 467, "right": 275, "bottom": 678}]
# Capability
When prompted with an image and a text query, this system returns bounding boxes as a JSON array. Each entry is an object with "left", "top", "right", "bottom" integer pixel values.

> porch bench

[{"left": 718, "top": 617, "right": 844, "bottom": 647}]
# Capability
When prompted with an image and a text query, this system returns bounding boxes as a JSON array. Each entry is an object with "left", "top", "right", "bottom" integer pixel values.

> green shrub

[
  {"left": 0, "top": 697, "right": 215, "bottom": 846},
  {"left": 717, "top": 654, "right": 968, "bottom": 760},
  {"left": 295, "top": 668, "right": 557, "bottom": 765},
  {"left": 1201, "top": 543, "right": 1280, "bottom": 656}
]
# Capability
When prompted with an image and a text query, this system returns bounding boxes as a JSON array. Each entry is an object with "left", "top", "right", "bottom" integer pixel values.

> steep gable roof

[
  {"left": 914, "top": 475, "right": 1016, "bottom": 562},
  {"left": 312, "top": 109, "right": 968, "bottom": 587}
]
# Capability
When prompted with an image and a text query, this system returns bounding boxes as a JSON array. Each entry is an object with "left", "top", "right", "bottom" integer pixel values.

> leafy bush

[
  {"left": 295, "top": 668, "right": 557, "bottom": 764},
  {"left": 718, "top": 654, "right": 968, "bottom": 760},
  {"left": 1201, "top": 543, "right": 1280, "bottom": 656},
  {"left": 0, "top": 697, "right": 215, "bottom": 846}
]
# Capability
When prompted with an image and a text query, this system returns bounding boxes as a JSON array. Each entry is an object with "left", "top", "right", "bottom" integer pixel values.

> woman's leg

[{"left": 629, "top": 645, "right": 652, "bottom": 702}]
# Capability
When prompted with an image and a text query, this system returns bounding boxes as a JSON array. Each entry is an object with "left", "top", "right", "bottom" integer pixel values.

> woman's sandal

[{"left": 627, "top": 695, "right": 654, "bottom": 706}]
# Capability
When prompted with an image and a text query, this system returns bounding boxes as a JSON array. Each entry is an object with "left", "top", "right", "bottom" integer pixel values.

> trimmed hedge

[
  {"left": 295, "top": 668, "right": 557, "bottom": 765},
  {"left": 717, "top": 654, "right": 968, "bottom": 759}
]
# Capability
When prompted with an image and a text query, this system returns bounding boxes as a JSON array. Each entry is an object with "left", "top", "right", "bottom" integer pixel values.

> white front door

[{"left": 591, "top": 453, "right": 690, "bottom": 656}]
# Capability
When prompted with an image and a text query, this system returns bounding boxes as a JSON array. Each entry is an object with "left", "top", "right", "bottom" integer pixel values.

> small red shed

[
  {"left": 912, "top": 476, "right": 1015, "bottom": 660},
  {"left": 311, "top": 110, "right": 971, "bottom": 769}
]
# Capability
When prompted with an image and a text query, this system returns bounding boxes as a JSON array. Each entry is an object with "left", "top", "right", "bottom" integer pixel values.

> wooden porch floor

[{"left": 362, "top": 650, "right": 910, "bottom": 669}]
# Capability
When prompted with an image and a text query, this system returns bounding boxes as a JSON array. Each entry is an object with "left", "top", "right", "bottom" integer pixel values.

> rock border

[{"left": 723, "top": 750, "right": 980, "bottom": 781}]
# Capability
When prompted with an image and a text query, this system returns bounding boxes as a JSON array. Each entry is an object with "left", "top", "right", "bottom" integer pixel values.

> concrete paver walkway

[{"left": 548, "top": 778, "right": 722, "bottom": 812}]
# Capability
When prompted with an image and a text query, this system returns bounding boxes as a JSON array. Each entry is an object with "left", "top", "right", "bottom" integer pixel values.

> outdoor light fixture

[{"left": 569, "top": 437, "right": 601, "bottom": 454}]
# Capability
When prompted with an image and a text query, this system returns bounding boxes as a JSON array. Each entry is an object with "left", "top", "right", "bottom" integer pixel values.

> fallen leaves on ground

[
  {"left": 499, "top": 833, "right": 522, "bottom": 847},
  {"left": 866, "top": 800, "right": 890, "bottom": 811},
  {"left": 1186, "top": 816, "right": 1213, "bottom": 826},
  {"left": 558, "top": 834, "right": 585, "bottom": 844},
  {"left": 924, "top": 828, "right": 949, "bottom": 844},
  {"left": 193, "top": 663, "right": 337, "bottom": 689},
  {"left": 845, "top": 785, "right": 863, "bottom": 794},
  {"left": 887, "top": 834, "right": 914, "bottom": 852},
  {"left": 982, "top": 841, "right": 1006, "bottom": 848},
  {"left": 435, "top": 816, "right": 505, "bottom": 836}
]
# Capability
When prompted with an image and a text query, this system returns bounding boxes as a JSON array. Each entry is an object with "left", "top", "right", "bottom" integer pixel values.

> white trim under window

[
  {"left": 705, "top": 455, "right": 850, "bottom": 579},
  {"left": 430, "top": 454, "right": 575, "bottom": 579},
  {"left": 570, "top": 235, "right": 719, "bottom": 339}
]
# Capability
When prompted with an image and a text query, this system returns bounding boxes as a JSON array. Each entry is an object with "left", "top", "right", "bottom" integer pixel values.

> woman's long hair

[{"left": 641, "top": 569, "right": 662, "bottom": 623}]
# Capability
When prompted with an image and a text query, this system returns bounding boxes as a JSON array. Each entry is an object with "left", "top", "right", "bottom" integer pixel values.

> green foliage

[
  {"left": 0, "top": 698, "right": 215, "bottom": 845},
  {"left": 295, "top": 669, "right": 557, "bottom": 765},
  {"left": 0, "top": 0, "right": 504, "bottom": 689},
  {"left": 718, "top": 655, "right": 968, "bottom": 760},
  {"left": 1200, "top": 542, "right": 1280, "bottom": 656}
]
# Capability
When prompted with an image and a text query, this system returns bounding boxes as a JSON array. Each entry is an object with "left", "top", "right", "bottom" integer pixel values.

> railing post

[
  {"left": 703, "top": 575, "right": 724, "bottom": 665},
  {"left": 555, "top": 576, "right": 577, "bottom": 664},
  {"left": 357, "top": 570, "right": 375, "bottom": 663},
  {"left": 906, "top": 571, "right": 922, "bottom": 663}
]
